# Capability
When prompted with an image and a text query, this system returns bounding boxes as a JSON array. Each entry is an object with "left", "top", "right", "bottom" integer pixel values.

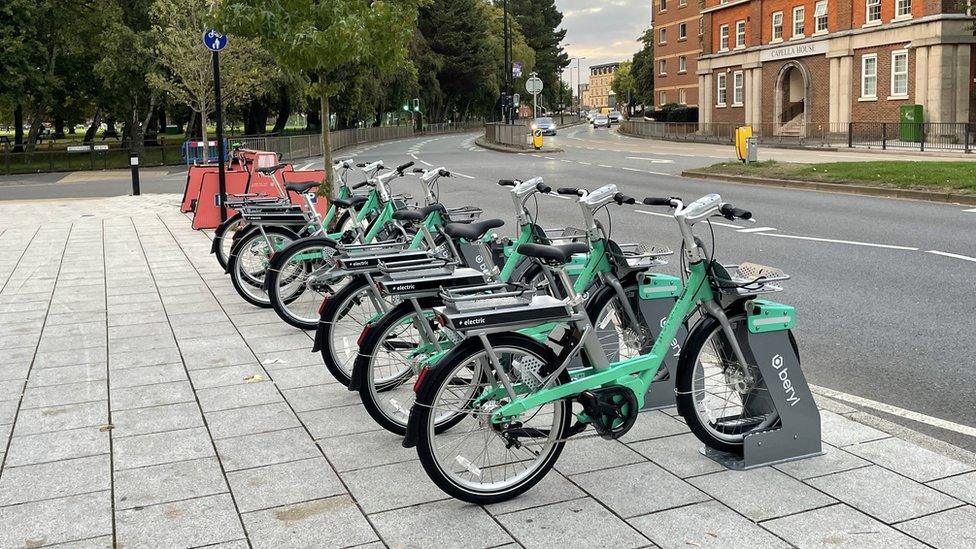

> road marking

[
  {"left": 299, "top": 162, "right": 315, "bottom": 170},
  {"left": 737, "top": 226, "right": 777, "bottom": 233},
  {"left": 419, "top": 160, "right": 432, "bottom": 166},
  {"left": 409, "top": 153, "right": 418, "bottom": 159},
  {"left": 598, "top": 164, "right": 613, "bottom": 168},
  {"left": 709, "top": 221, "right": 743, "bottom": 229},
  {"left": 635, "top": 209, "right": 672, "bottom": 219},
  {"left": 621, "top": 167, "right": 641, "bottom": 172},
  {"left": 759, "top": 232, "right": 918, "bottom": 251},
  {"left": 549, "top": 194, "right": 573, "bottom": 200},
  {"left": 964, "top": 208, "right": 976, "bottom": 213},
  {"left": 453, "top": 172, "right": 475, "bottom": 179},
  {"left": 926, "top": 250, "right": 976, "bottom": 263},
  {"left": 577, "top": 161, "right": 592, "bottom": 166},
  {"left": 543, "top": 156, "right": 556, "bottom": 160},
  {"left": 811, "top": 384, "right": 976, "bottom": 439},
  {"left": 625, "top": 157, "right": 675, "bottom": 164}
]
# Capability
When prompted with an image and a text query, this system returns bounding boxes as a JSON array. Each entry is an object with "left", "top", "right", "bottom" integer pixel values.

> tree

[
  {"left": 507, "top": 0, "right": 569, "bottom": 109},
  {"left": 611, "top": 61, "right": 635, "bottom": 116},
  {"left": 218, "top": 0, "right": 423, "bottom": 194},
  {"left": 149, "top": 0, "right": 276, "bottom": 159},
  {"left": 629, "top": 28, "right": 655, "bottom": 110}
]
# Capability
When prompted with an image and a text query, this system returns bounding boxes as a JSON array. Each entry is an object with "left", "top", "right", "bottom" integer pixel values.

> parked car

[
  {"left": 592, "top": 113, "right": 610, "bottom": 128},
  {"left": 531, "top": 117, "right": 558, "bottom": 136},
  {"left": 608, "top": 110, "right": 622, "bottom": 123}
]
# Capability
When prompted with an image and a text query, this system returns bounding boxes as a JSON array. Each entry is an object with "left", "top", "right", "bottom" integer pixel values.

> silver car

[
  {"left": 608, "top": 110, "right": 622, "bottom": 123},
  {"left": 531, "top": 117, "right": 557, "bottom": 136},
  {"left": 592, "top": 113, "right": 610, "bottom": 128}
]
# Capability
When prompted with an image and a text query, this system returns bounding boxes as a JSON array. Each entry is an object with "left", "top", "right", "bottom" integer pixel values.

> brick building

[
  {"left": 583, "top": 62, "right": 620, "bottom": 109},
  {"left": 697, "top": 0, "right": 975, "bottom": 135},
  {"left": 652, "top": 0, "right": 704, "bottom": 106}
]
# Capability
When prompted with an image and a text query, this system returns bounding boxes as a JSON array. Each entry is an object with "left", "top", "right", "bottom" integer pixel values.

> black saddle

[
  {"left": 518, "top": 242, "right": 589, "bottom": 265},
  {"left": 255, "top": 163, "right": 288, "bottom": 175},
  {"left": 444, "top": 219, "right": 504, "bottom": 241},
  {"left": 393, "top": 203, "right": 446, "bottom": 222},
  {"left": 285, "top": 181, "right": 319, "bottom": 194},
  {"left": 332, "top": 195, "right": 369, "bottom": 210}
]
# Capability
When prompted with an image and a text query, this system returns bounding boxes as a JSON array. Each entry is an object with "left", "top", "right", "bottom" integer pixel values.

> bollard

[{"left": 129, "top": 153, "right": 141, "bottom": 196}]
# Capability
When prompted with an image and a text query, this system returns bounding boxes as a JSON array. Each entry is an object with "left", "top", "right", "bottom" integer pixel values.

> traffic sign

[
  {"left": 513, "top": 62, "right": 523, "bottom": 79},
  {"left": 202, "top": 29, "right": 228, "bottom": 52},
  {"left": 526, "top": 75, "right": 544, "bottom": 95}
]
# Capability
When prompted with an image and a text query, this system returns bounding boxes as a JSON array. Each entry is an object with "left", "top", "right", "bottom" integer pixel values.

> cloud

[{"left": 556, "top": 0, "right": 650, "bottom": 84}]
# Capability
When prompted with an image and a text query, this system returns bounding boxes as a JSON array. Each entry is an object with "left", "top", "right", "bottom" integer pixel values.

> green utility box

[{"left": 900, "top": 105, "right": 923, "bottom": 142}]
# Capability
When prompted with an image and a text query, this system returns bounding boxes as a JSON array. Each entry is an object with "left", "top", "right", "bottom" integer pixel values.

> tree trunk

[
  {"left": 53, "top": 117, "right": 65, "bottom": 139},
  {"left": 13, "top": 105, "right": 24, "bottom": 153},
  {"left": 271, "top": 87, "right": 290, "bottom": 134},
  {"left": 306, "top": 109, "right": 321, "bottom": 132},
  {"left": 200, "top": 109, "right": 209, "bottom": 163},
  {"left": 318, "top": 77, "right": 334, "bottom": 197},
  {"left": 104, "top": 118, "right": 119, "bottom": 140},
  {"left": 83, "top": 110, "right": 101, "bottom": 144},
  {"left": 128, "top": 111, "right": 145, "bottom": 158},
  {"left": 25, "top": 109, "right": 44, "bottom": 152}
]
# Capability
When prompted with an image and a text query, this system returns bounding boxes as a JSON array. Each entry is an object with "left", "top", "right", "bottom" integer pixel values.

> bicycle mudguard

[{"left": 635, "top": 273, "right": 687, "bottom": 409}]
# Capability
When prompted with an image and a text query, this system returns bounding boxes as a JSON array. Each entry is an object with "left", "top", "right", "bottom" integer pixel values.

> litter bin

[
  {"left": 532, "top": 129, "right": 544, "bottom": 150},
  {"left": 900, "top": 105, "right": 923, "bottom": 143}
]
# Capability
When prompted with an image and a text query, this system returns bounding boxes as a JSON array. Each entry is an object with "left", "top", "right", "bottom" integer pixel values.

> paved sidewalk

[{"left": 0, "top": 195, "right": 974, "bottom": 548}]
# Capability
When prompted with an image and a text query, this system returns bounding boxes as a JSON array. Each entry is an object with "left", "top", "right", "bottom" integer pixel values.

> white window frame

[
  {"left": 679, "top": 22, "right": 687, "bottom": 40},
  {"left": 732, "top": 71, "right": 744, "bottom": 106},
  {"left": 660, "top": 27, "right": 667, "bottom": 44},
  {"left": 860, "top": 54, "right": 878, "bottom": 100},
  {"left": 719, "top": 24, "right": 730, "bottom": 51},
  {"left": 865, "top": 0, "right": 881, "bottom": 25},
  {"left": 792, "top": 6, "right": 805, "bottom": 38},
  {"left": 735, "top": 21, "right": 746, "bottom": 48},
  {"left": 895, "top": 0, "right": 912, "bottom": 19},
  {"left": 660, "top": 91, "right": 668, "bottom": 105},
  {"left": 772, "top": 12, "right": 784, "bottom": 42},
  {"left": 679, "top": 88, "right": 687, "bottom": 105},
  {"left": 890, "top": 50, "right": 909, "bottom": 98},
  {"left": 814, "top": 1, "right": 828, "bottom": 33},
  {"left": 660, "top": 59, "right": 668, "bottom": 75},
  {"left": 678, "top": 56, "right": 687, "bottom": 73},
  {"left": 716, "top": 73, "right": 728, "bottom": 106}
]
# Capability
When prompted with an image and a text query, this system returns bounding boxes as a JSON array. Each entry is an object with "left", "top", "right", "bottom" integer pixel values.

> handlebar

[
  {"left": 643, "top": 197, "right": 677, "bottom": 207},
  {"left": 498, "top": 179, "right": 518, "bottom": 187},
  {"left": 537, "top": 182, "right": 551, "bottom": 194},
  {"left": 412, "top": 167, "right": 425, "bottom": 174},
  {"left": 557, "top": 187, "right": 585, "bottom": 197},
  {"left": 613, "top": 192, "right": 636, "bottom": 205},
  {"left": 720, "top": 204, "right": 753, "bottom": 220},
  {"left": 356, "top": 162, "right": 366, "bottom": 168},
  {"left": 352, "top": 181, "right": 372, "bottom": 190},
  {"left": 396, "top": 161, "right": 415, "bottom": 175},
  {"left": 438, "top": 168, "right": 451, "bottom": 177}
]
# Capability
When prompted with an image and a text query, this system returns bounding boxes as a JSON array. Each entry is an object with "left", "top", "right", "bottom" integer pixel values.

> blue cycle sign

[{"left": 202, "top": 29, "right": 227, "bottom": 52}]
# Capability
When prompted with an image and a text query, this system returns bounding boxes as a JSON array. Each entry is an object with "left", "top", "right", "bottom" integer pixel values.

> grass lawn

[{"left": 698, "top": 160, "right": 976, "bottom": 194}]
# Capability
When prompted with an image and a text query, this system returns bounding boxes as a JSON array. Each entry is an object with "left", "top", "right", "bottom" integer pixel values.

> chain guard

[{"left": 578, "top": 387, "right": 639, "bottom": 440}]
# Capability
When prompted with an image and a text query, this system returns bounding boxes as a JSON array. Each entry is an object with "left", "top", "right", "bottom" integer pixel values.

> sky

[{"left": 556, "top": 0, "right": 651, "bottom": 88}]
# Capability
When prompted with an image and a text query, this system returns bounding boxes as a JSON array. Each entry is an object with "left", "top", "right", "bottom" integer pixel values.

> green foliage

[
  {"left": 508, "top": 0, "right": 569, "bottom": 109},
  {"left": 629, "top": 28, "right": 654, "bottom": 107},
  {"left": 611, "top": 62, "right": 634, "bottom": 101}
]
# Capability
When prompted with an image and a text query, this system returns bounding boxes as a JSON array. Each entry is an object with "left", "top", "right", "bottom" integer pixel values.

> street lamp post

[
  {"left": 575, "top": 57, "right": 586, "bottom": 117},
  {"left": 503, "top": 0, "right": 512, "bottom": 123}
]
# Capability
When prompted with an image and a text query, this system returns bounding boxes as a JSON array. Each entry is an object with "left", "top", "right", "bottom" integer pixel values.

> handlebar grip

[
  {"left": 498, "top": 179, "right": 517, "bottom": 187},
  {"left": 352, "top": 181, "right": 370, "bottom": 190},
  {"left": 557, "top": 187, "right": 581, "bottom": 196},
  {"left": 396, "top": 161, "right": 415, "bottom": 174},
  {"left": 438, "top": 169, "right": 451, "bottom": 177},
  {"left": 720, "top": 204, "right": 753, "bottom": 220},
  {"left": 643, "top": 197, "right": 673, "bottom": 206},
  {"left": 536, "top": 182, "right": 552, "bottom": 194},
  {"left": 614, "top": 193, "right": 636, "bottom": 205},
  {"left": 356, "top": 163, "right": 366, "bottom": 168},
  {"left": 412, "top": 167, "right": 425, "bottom": 174}
]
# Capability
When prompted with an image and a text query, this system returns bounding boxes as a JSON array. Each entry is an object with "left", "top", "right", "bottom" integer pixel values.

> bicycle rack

[{"left": 699, "top": 323, "right": 823, "bottom": 470}]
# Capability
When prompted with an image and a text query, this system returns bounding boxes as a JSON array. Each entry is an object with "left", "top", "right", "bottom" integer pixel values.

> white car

[
  {"left": 592, "top": 114, "right": 610, "bottom": 128},
  {"left": 608, "top": 111, "right": 622, "bottom": 123}
]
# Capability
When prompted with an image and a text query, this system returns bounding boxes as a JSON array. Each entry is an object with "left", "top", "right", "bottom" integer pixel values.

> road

[{"left": 2, "top": 126, "right": 975, "bottom": 452}]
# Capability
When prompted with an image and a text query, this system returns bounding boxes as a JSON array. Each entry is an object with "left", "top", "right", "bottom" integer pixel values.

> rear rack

[
  {"left": 611, "top": 243, "right": 672, "bottom": 269},
  {"left": 446, "top": 206, "right": 483, "bottom": 223},
  {"left": 439, "top": 283, "right": 535, "bottom": 313},
  {"left": 712, "top": 262, "right": 790, "bottom": 295},
  {"left": 545, "top": 227, "right": 588, "bottom": 244},
  {"left": 377, "top": 256, "right": 456, "bottom": 274},
  {"left": 338, "top": 240, "right": 406, "bottom": 255}
]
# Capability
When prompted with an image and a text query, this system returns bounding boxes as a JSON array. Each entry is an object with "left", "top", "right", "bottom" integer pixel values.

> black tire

[
  {"left": 583, "top": 282, "right": 668, "bottom": 382},
  {"left": 227, "top": 226, "right": 298, "bottom": 308},
  {"left": 213, "top": 213, "right": 245, "bottom": 270},
  {"left": 675, "top": 312, "right": 782, "bottom": 454},
  {"left": 414, "top": 333, "right": 571, "bottom": 505},
  {"left": 266, "top": 236, "right": 343, "bottom": 330},
  {"left": 329, "top": 209, "right": 353, "bottom": 234},
  {"left": 318, "top": 276, "right": 391, "bottom": 386}
]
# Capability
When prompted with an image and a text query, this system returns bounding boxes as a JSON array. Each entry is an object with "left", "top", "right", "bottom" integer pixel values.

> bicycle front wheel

[
  {"left": 414, "top": 333, "right": 571, "bottom": 504},
  {"left": 267, "top": 237, "right": 344, "bottom": 330},
  {"left": 227, "top": 226, "right": 297, "bottom": 308}
]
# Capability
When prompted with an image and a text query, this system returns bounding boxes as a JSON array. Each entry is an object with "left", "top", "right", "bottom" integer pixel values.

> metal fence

[
  {"left": 0, "top": 121, "right": 484, "bottom": 175},
  {"left": 620, "top": 119, "right": 975, "bottom": 153},
  {"left": 484, "top": 122, "right": 530, "bottom": 148}
]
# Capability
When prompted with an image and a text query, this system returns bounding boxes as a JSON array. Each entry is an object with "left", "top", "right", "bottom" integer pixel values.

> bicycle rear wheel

[
  {"left": 227, "top": 226, "right": 297, "bottom": 308},
  {"left": 267, "top": 237, "right": 345, "bottom": 330}
]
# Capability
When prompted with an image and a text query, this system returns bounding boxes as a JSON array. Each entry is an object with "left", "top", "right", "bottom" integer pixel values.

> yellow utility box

[
  {"left": 532, "top": 129, "right": 544, "bottom": 150},
  {"left": 735, "top": 126, "right": 753, "bottom": 162}
]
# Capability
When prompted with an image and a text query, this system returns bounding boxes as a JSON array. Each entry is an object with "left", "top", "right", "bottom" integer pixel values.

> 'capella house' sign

[{"left": 760, "top": 40, "right": 829, "bottom": 62}]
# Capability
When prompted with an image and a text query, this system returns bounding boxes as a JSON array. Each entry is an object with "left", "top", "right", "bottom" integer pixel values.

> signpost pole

[{"left": 213, "top": 51, "right": 227, "bottom": 222}]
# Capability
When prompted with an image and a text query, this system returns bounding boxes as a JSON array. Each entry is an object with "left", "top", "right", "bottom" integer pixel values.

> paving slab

[
  {"left": 895, "top": 505, "right": 976, "bottom": 549},
  {"left": 20, "top": 379, "right": 107, "bottom": 409},
  {"left": 0, "top": 490, "right": 113, "bottom": 548},
  {"left": 196, "top": 380, "right": 283, "bottom": 413},
  {"left": 342, "top": 459, "right": 450, "bottom": 513},
  {"left": 214, "top": 426, "right": 319, "bottom": 472},
  {"left": 317, "top": 429, "right": 420, "bottom": 473},
  {"left": 241, "top": 495, "right": 378, "bottom": 549},
  {"left": 205, "top": 401, "right": 302, "bottom": 440},
  {"left": 689, "top": 467, "right": 836, "bottom": 522},
  {"left": 844, "top": 436, "right": 974, "bottom": 483},
  {"left": 762, "top": 503, "right": 929, "bottom": 549},
  {"left": 628, "top": 500, "right": 790, "bottom": 549},
  {"left": 572, "top": 460, "right": 711, "bottom": 518},
  {"left": 4, "top": 426, "right": 109, "bottom": 467},
  {"left": 0, "top": 454, "right": 111, "bottom": 506},
  {"left": 110, "top": 379, "right": 195, "bottom": 410},
  {"left": 113, "top": 426, "right": 215, "bottom": 470},
  {"left": 628, "top": 433, "right": 727, "bottom": 478},
  {"left": 26, "top": 362, "right": 107, "bottom": 388},
  {"left": 111, "top": 401, "right": 205, "bottom": 438},
  {"left": 116, "top": 493, "right": 245, "bottom": 548},
  {"left": 12, "top": 400, "right": 107, "bottom": 436},
  {"left": 114, "top": 457, "right": 228, "bottom": 510},
  {"left": 495, "top": 497, "right": 650, "bottom": 549},
  {"left": 772, "top": 442, "right": 871, "bottom": 481},
  {"left": 372, "top": 499, "right": 514, "bottom": 549},
  {"left": 927, "top": 471, "right": 976, "bottom": 506},
  {"left": 226, "top": 456, "right": 345, "bottom": 513}
]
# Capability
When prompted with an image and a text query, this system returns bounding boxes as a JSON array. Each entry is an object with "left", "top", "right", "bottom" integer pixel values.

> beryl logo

[{"left": 771, "top": 353, "right": 800, "bottom": 406}]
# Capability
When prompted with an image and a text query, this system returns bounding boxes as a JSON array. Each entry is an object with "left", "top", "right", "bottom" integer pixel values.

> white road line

[
  {"left": 543, "top": 156, "right": 556, "bottom": 160},
  {"left": 299, "top": 162, "right": 315, "bottom": 170},
  {"left": 810, "top": 384, "right": 976, "bottom": 439},
  {"left": 598, "top": 164, "right": 613, "bottom": 168},
  {"left": 737, "top": 227, "right": 777, "bottom": 233},
  {"left": 759, "top": 232, "right": 918, "bottom": 251},
  {"left": 621, "top": 167, "right": 641, "bottom": 172},
  {"left": 625, "top": 157, "right": 675, "bottom": 164},
  {"left": 926, "top": 250, "right": 976, "bottom": 263},
  {"left": 964, "top": 208, "right": 976, "bottom": 213},
  {"left": 549, "top": 194, "right": 573, "bottom": 200},
  {"left": 635, "top": 209, "right": 672, "bottom": 219},
  {"left": 453, "top": 172, "right": 475, "bottom": 179},
  {"left": 709, "top": 221, "right": 743, "bottom": 229},
  {"left": 419, "top": 160, "right": 432, "bottom": 166},
  {"left": 577, "top": 162, "right": 592, "bottom": 166},
  {"left": 409, "top": 153, "right": 418, "bottom": 159}
]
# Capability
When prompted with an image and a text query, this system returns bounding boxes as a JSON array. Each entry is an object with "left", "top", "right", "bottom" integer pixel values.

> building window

[
  {"left": 716, "top": 73, "right": 727, "bottom": 106},
  {"left": 679, "top": 88, "right": 687, "bottom": 104},
  {"left": 660, "top": 91, "right": 668, "bottom": 105},
  {"left": 736, "top": 21, "right": 746, "bottom": 48},
  {"left": 660, "top": 28, "right": 667, "bottom": 44},
  {"left": 678, "top": 56, "right": 687, "bottom": 73},
  {"left": 660, "top": 0, "right": 667, "bottom": 11},
  {"left": 772, "top": 12, "right": 783, "bottom": 41},
  {"left": 866, "top": 0, "right": 881, "bottom": 24},
  {"left": 719, "top": 25, "right": 729, "bottom": 51},
  {"left": 891, "top": 50, "right": 909, "bottom": 97},
  {"left": 732, "top": 71, "right": 744, "bottom": 106},
  {"left": 679, "top": 23, "right": 687, "bottom": 40},
  {"left": 814, "top": 1, "right": 828, "bottom": 33},
  {"left": 896, "top": 0, "right": 912, "bottom": 17},
  {"left": 792, "top": 6, "right": 805, "bottom": 37},
  {"left": 699, "top": 18, "right": 704, "bottom": 36},
  {"left": 861, "top": 54, "right": 877, "bottom": 99},
  {"left": 679, "top": 0, "right": 686, "bottom": 6},
  {"left": 660, "top": 59, "right": 667, "bottom": 75}
]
